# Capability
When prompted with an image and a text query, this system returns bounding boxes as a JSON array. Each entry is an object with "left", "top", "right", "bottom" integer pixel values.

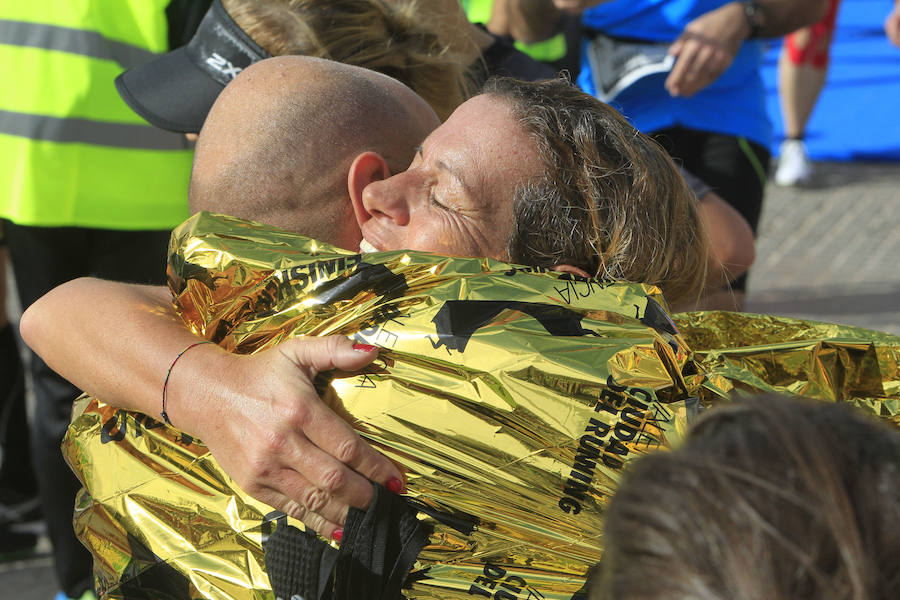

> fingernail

[
  {"left": 332, "top": 529, "right": 343, "bottom": 542},
  {"left": 387, "top": 477, "right": 404, "bottom": 494},
  {"left": 353, "top": 343, "right": 377, "bottom": 352}
]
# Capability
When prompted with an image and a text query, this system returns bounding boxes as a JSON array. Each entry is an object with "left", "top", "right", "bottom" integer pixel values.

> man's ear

[
  {"left": 552, "top": 264, "right": 591, "bottom": 278},
  {"left": 348, "top": 151, "right": 390, "bottom": 212}
]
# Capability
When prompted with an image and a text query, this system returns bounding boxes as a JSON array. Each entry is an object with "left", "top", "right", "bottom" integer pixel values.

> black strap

[
  {"left": 264, "top": 484, "right": 434, "bottom": 600},
  {"left": 265, "top": 523, "right": 338, "bottom": 600},
  {"left": 332, "top": 484, "right": 433, "bottom": 600}
]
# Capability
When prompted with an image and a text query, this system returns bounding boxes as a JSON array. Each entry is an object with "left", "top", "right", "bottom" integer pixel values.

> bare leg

[
  {"left": 775, "top": 0, "right": 840, "bottom": 186},
  {"left": 774, "top": 27, "right": 830, "bottom": 186},
  {"left": 778, "top": 28, "right": 829, "bottom": 140}
]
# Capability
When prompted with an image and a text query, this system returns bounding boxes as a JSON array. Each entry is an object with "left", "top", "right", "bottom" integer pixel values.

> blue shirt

[{"left": 578, "top": 0, "right": 771, "bottom": 148}]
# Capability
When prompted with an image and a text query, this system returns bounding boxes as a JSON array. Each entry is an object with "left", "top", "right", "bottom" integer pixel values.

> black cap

[{"left": 115, "top": 0, "right": 272, "bottom": 133}]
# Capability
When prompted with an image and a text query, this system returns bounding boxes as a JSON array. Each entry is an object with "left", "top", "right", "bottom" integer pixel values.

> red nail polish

[
  {"left": 387, "top": 478, "right": 404, "bottom": 494},
  {"left": 332, "top": 529, "right": 343, "bottom": 542},
  {"left": 352, "top": 343, "right": 377, "bottom": 352}
]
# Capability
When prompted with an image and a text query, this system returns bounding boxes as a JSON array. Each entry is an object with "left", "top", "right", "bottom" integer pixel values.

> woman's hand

[
  {"left": 20, "top": 278, "right": 404, "bottom": 540},
  {"left": 167, "top": 336, "right": 403, "bottom": 539}
]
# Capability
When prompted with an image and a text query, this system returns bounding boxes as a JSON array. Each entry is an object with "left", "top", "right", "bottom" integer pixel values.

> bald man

[
  {"left": 23, "top": 56, "right": 440, "bottom": 535},
  {"left": 188, "top": 55, "right": 440, "bottom": 249}
]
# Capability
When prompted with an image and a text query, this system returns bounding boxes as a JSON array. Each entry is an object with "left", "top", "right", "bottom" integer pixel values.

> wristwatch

[{"left": 742, "top": 0, "right": 765, "bottom": 38}]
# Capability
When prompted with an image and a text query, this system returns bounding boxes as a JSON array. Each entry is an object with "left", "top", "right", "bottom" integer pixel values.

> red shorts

[{"left": 784, "top": 0, "right": 841, "bottom": 68}]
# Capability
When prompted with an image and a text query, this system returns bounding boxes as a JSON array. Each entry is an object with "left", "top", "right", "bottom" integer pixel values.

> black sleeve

[
  {"left": 468, "top": 32, "right": 561, "bottom": 90},
  {"left": 166, "top": 0, "right": 214, "bottom": 50}
]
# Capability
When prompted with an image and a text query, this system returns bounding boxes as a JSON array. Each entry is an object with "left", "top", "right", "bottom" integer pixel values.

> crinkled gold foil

[
  {"left": 62, "top": 212, "right": 899, "bottom": 600},
  {"left": 675, "top": 310, "right": 900, "bottom": 426}
]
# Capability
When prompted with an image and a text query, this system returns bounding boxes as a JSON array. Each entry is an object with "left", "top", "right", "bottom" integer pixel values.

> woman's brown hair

[
  {"left": 486, "top": 77, "right": 708, "bottom": 307},
  {"left": 594, "top": 394, "right": 900, "bottom": 600}
]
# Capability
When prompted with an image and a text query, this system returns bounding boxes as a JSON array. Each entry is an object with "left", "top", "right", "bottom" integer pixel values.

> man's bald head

[{"left": 189, "top": 55, "right": 439, "bottom": 249}]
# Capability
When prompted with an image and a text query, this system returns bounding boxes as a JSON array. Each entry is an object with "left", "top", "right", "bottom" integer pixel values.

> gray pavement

[
  {"left": 2, "top": 160, "right": 900, "bottom": 598},
  {"left": 746, "top": 162, "right": 900, "bottom": 334}
]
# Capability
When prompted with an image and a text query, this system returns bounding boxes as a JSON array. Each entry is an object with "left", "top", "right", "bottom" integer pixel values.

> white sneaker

[{"left": 774, "top": 139, "right": 813, "bottom": 186}]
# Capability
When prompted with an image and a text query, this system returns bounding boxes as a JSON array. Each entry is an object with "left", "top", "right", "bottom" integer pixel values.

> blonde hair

[{"left": 221, "top": 0, "right": 471, "bottom": 120}]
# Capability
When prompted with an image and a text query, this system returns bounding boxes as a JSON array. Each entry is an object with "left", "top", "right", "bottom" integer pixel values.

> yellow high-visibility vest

[
  {"left": 0, "top": 1, "right": 192, "bottom": 229},
  {"left": 461, "top": 0, "right": 493, "bottom": 25},
  {"left": 462, "top": 0, "right": 567, "bottom": 63}
]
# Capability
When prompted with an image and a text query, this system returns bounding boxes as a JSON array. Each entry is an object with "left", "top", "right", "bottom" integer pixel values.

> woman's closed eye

[{"left": 429, "top": 189, "right": 451, "bottom": 210}]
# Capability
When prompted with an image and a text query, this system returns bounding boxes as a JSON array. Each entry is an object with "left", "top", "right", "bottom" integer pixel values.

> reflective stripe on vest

[
  {"left": 463, "top": 0, "right": 567, "bottom": 63},
  {"left": 0, "top": 19, "right": 155, "bottom": 69},
  {"left": 0, "top": 3, "right": 192, "bottom": 229},
  {"left": 0, "top": 109, "right": 188, "bottom": 151},
  {"left": 515, "top": 35, "right": 567, "bottom": 63},
  {"left": 461, "top": 0, "right": 493, "bottom": 25}
]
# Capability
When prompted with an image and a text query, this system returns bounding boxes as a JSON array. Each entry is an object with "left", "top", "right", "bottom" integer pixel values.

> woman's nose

[{"left": 362, "top": 176, "right": 412, "bottom": 227}]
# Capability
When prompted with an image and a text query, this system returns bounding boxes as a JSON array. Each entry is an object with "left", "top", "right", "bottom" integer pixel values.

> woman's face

[{"left": 352, "top": 94, "right": 543, "bottom": 260}]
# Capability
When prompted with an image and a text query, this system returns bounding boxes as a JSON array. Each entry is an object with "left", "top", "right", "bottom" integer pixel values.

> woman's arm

[
  {"left": 20, "top": 277, "right": 405, "bottom": 537},
  {"left": 21, "top": 279, "right": 193, "bottom": 410},
  {"left": 699, "top": 190, "right": 755, "bottom": 287}
]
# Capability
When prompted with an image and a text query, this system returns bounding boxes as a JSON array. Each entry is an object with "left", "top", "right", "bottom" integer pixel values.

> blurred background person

[
  {"left": 775, "top": 0, "right": 900, "bottom": 185},
  {"left": 592, "top": 393, "right": 900, "bottom": 599},
  {"left": 0, "top": 1, "right": 209, "bottom": 597},
  {"left": 774, "top": 0, "right": 841, "bottom": 186},
  {"left": 0, "top": 226, "right": 38, "bottom": 559}
]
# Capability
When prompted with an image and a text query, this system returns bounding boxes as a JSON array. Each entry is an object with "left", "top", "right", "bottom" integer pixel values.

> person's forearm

[
  {"left": 21, "top": 276, "right": 404, "bottom": 536},
  {"left": 748, "top": 0, "right": 829, "bottom": 38},
  {"left": 506, "top": 0, "right": 563, "bottom": 43},
  {"left": 19, "top": 277, "right": 218, "bottom": 425}
]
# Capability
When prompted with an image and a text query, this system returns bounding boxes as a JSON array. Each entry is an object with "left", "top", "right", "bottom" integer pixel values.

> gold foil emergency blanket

[
  {"left": 675, "top": 310, "right": 900, "bottom": 427},
  {"left": 65, "top": 212, "right": 697, "bottom": 600},
  {"left": 62, "top": 212, "right": 899, "bottom": 600}
]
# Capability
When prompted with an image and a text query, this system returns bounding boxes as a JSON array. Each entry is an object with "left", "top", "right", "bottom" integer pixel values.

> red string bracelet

[{"left": 161, "top": 341, "right": 214, "bottom": 426}]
